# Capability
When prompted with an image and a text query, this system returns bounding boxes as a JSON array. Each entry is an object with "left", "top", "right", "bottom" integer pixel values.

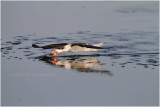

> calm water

[{"left": 1, "top": 1, "right": 159, "bottom": 106}]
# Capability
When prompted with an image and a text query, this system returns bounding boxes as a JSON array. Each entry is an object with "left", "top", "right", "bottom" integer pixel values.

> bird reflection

[{"left": 40, "top": 56, "right": 113, "bottom": 76}]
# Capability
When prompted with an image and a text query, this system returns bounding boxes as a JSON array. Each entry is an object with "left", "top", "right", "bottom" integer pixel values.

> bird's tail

[
  {"left": 32, "top": 44, "right": 41, "bottom": 48},
  {"left": 92, "top": 43, "right": 103, "bottom": 47}
]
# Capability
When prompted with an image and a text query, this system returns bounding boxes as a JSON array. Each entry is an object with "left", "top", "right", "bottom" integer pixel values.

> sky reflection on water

[{"left": 1, "top": 1, "right": 159, "bottom": 106}]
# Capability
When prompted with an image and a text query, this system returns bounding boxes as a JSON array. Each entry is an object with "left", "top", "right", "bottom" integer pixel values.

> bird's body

[
  {"left": 58, "top": 43, "right": 103, "bottom": 53},
  {"left": 32, "top": 42, "right": 105, "bottom": 56}
]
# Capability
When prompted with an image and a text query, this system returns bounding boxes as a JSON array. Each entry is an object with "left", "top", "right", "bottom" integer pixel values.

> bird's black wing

[
  {"left": 71, "top": 43, "right": 104, "bottom": 49},
  {"left": 32, "top": 43, "right": 68, "bottom": 49}
]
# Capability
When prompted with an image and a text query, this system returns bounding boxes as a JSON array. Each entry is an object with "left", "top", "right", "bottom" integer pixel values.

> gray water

[{"left": 1, "top": 1, "right": 159, "bottom": 106}]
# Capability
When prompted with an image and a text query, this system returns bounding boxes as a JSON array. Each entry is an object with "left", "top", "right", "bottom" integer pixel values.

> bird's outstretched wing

[
  {"left": 32, "top": 43, "right": 68, "bottom": 49},
  {"left": 71, "top": 43, "right": 104, "bottom": 49},
  {"left": 32, "top": 43, "right": 114, "bottom": 49}
]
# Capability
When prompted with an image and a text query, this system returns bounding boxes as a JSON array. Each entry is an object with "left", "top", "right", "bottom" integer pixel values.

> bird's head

[{"left": 49, "top": 46, "right": 64, "bottom": 56}]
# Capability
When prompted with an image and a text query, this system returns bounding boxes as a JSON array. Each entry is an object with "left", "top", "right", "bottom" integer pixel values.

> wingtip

[
  {"left": 93, "top": 42, "right": 103, "bottom": 47},
  {"left": 32, "top": 44, "right": 40, "bottom": 48}
]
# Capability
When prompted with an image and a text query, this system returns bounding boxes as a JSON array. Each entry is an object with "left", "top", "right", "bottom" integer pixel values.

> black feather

[
  {"left": 32, "top": 43, "right": 68, "bottom": 49},
  {"left": 32, "top": 44, "right": 41, "bottom": 48},
  {"left": 71, "top": 43, "right": 103, "bottom": 49}
]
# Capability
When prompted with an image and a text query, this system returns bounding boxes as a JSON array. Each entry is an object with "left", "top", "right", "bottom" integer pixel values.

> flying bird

[{"left": 32, "top": 42, "right": 111, "bottom": 56}]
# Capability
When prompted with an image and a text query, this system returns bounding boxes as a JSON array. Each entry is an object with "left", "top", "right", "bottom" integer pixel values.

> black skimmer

[{"left": 32, "top": 42, "right": 106, "bottom": 56}]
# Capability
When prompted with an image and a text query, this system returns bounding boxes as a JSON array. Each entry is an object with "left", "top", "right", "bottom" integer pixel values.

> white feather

[
  {"left": 92, "top": 42, "right": 103, "bottom": 47},
  {"left": 64, "top": 44, "right": 71, "bottom": 51}
]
